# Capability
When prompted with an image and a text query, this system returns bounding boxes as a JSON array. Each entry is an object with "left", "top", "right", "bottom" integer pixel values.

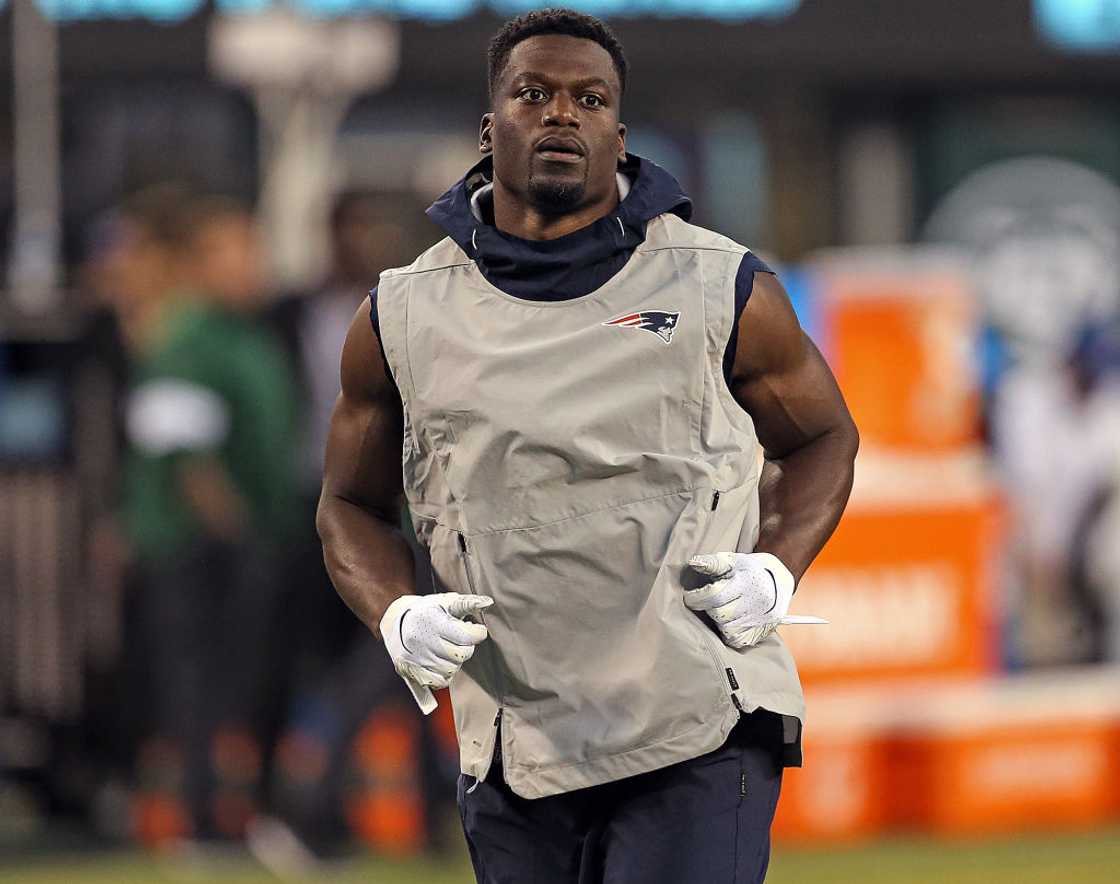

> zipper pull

[
  {"left": 711, "top": 491, "right": 720, "bottom": 511},
  {"left": 458, "top": 533, "right": 468, "bottom": 554},
  {"left": 726, "top": 668, "right": 744, "bottom": 712}
]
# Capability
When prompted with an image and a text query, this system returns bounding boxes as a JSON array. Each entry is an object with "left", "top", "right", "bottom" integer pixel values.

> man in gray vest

[{"left": 317, "top": 8, "right": 858, "bottom": 882}]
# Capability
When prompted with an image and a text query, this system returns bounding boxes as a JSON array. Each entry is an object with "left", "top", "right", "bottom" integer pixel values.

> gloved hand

[
  {"left": 380, "top": 592, "right": 493, "bottom": 715},
  {"left": 685, "top": 552, "right": 825, "bottom": 649}
]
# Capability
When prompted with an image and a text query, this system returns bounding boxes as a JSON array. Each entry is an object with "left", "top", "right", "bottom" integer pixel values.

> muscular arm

[
  {"left": 316, "top": 298, "right": 414, "bottom": 637},
  {"left": 731, "top": 272, "right": 859, "bottom": 583}
]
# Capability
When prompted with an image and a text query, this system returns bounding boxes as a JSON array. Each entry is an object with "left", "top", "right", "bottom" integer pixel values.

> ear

[
  {"left": 616, "top": 122, "right": 627, "bottom": 163},
  {"left": 480, "top": 113, "right": 494, "bottom": 155}
]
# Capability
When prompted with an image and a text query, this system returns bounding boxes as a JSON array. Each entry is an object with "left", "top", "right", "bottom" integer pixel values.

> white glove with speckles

[
  {"left": 380, "top": 592, "right": 493, "bottom": 715},
  {"left": 685, "top": 552, "right": 827, "bottom": 649}
]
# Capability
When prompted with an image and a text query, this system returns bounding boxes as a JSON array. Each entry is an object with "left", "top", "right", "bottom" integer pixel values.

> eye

[
  {"left": 579, "top": 94, "right": 606, "bottom": 109},
  {"left": 518, "top": 87, "right": 547, "bottom": 103}
]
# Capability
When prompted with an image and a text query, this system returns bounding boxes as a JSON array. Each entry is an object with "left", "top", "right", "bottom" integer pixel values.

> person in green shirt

[
  {"left": 123, "top": 281, "right": 297, "bottom": 559},
  {"left": 118, "top": 192, "right": 298, "bottom": 843}
]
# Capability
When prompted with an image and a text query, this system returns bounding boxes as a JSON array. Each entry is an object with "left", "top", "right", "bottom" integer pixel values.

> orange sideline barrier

[
  {"left": 885, "top": 671, "right": 1120, "bottom": 836},
  {"left": 772, "top": 703, "right": 892, "bottom": 843},
  {"left": 774, "top": 670, "right": 1120, "bottom": 842}
]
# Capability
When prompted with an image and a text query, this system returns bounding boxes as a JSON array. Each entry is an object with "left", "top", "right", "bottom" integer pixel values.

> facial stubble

[{"left": 527, "top": 164, "right": 589, "bottom": 215}]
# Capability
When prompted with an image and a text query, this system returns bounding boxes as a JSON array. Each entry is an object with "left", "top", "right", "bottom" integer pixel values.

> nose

[{"left": 542, "top": 92, "right": 580, "bottom": 128}]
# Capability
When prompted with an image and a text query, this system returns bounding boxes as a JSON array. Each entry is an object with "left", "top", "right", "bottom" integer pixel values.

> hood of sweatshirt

[{"left": 425, "top": 153, "right": 692, "bottom": 301}]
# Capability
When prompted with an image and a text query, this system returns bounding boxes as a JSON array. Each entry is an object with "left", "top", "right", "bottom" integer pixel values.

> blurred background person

[
  {"left": 258, "top": 189, "right": 455, "bottom": 867},
  {"left": 265, "top": 189, "right": 409, "bottom": 705},
  {"left": 929, "top": 160, "right": 1120, "bottom": 669},
  {"left": 290, "top": 190, "right": 409, "bottom": 488},
  {"left": 115, "top": 190, "right": 298, "bottom": 846},
  {"left": 1064, "top": 321, "right": 1120, "bottom": 663},
  {"left": 73, "top": 187, "right": 195, "bottom": 828},
  {"left": 989, "top": 319, "right": 1120, "bottom": 668}
]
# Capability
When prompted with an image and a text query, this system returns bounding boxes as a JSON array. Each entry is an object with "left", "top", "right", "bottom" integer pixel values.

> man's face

[
  {"left": 188, "top": 213, "right": 265, "bottom": 309},
  {"left": 482, "top": 35, "right": 626, "bottom": 216},
  {"left": 332, "top": 198, "right": 408, "bottom": 285}
]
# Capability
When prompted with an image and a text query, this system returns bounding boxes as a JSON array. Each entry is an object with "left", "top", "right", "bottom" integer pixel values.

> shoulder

[
  {"left": 642, "top": 213, "right": 774, "bottom": 312},
  {"left": 341, "top": 296, "right": 398, "bottom": 406},
  {"left": 379, "top": 236, "right": 471, "bottom": 283},
  {"left": 732, "top": 271, "right": 805, "bottom": 385},
  {"left": 641, "top": 214, "right": 751, "bottom": 257}
]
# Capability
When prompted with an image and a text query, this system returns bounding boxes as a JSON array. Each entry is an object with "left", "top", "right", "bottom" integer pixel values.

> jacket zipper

[
  {"left": 457, "top": 530, "right": 494, "bottom": 690},
  {"left": 467, "top": 707, "right": 503, "bottom": 795},
  {"left": 696, "top": 489, "right": 744, "bottom": 711},
  {"left": 457, "top": 532, "right": 478, "bottom": 595},
  {"left": 726, "top": 669, "right": 744, "bottom": 711},
  {"left": 458, "top": 530, "right": 504, "bottom": 786}
]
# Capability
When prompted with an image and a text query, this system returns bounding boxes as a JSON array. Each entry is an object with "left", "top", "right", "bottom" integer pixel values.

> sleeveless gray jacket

[{"left": 377, "top": 212, "right": 805, "bottom": 799}]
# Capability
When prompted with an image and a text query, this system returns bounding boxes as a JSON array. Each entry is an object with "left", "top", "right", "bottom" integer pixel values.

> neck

[
  {"left": 490, "top": 179, "right": 619, "bottom": 241},
  {"left": 125, "top": 292, "right": 179, "bottom": 355}
]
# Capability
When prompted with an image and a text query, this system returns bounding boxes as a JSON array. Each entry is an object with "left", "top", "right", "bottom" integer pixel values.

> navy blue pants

[{"left": 457, "top": 711, "right": 784, "bottom": 884}]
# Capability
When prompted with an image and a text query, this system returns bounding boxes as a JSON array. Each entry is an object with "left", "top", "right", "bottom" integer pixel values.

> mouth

[{"left": 534, "top": 136, "right": 586, "bottom": 164}]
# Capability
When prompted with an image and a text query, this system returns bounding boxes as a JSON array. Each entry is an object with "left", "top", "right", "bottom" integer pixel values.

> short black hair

[
  {"left": 487, "top": 7, "right": 628, "bottom": 98},
  {"left": 121, "top": 182, "right": 196, "bottom": 247}
]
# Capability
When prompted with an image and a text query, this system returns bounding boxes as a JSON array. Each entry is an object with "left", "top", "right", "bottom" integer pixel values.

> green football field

[{"left": 2, "top": 827, "right": 1118, "bottom": 884}]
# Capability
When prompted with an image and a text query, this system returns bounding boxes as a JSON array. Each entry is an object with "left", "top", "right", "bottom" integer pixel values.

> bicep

[
  {"left": 729, "top": 273, "right": 854, "bottom": 459},
  {"left": 321, "top": 298, "right": 404, "bottom": 518}
]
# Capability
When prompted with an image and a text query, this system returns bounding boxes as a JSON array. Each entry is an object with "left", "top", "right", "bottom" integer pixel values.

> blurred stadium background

[{"left": 3, "top": 0, "right": 1120, "bottom": 881}]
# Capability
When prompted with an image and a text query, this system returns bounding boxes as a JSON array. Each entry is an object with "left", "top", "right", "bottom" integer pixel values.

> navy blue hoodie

[{"left": 372, "top": 153, "right": 771, "bottom": 384}]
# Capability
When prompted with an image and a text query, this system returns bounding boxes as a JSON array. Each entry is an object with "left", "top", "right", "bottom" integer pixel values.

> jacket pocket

[
  {"left": 427, "top": 523, "right": 504, "bottom": 779},
  {"left": 456, "top": 530, "right": 479, "bottom": 596},
  {"left": 682, "top": 483, "right": 758, "bottom": 712},
  {"left": 469, "top": 488, "right": 734, "bottom": 773}
]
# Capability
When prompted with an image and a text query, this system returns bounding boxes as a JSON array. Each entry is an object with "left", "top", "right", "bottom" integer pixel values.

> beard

[{"left": 527, "top": 169, "right": 587, "bottom": 215}]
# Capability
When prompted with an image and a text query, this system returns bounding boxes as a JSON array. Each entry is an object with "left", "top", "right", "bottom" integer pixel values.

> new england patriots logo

[{"left": 602, "top": 310, "right": 681, "bottom": 344}]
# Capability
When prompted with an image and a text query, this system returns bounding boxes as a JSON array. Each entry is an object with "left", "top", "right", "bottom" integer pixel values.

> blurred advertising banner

[
  {"left": 783, "top": 251, "right": 1001, "bottom": 684},
  {"left": 785, "top": 484, "right": 1001, "bottom": 684},
  {"left": 812, "top": 250, "right": 981, "bottom": 453}
]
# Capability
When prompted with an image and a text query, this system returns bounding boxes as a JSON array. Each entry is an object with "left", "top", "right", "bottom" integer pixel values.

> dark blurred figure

[
  {"left": 254, "top": 192, "right": 454, "bottom": 867},
  {"left": 268, "top": 193, "right": 403, "bottom": 500},
  {"left": 300, "top": 191, "right": 408, "bottom": 482},
  {"left": 78, "top": 187, "right": 193, "bottom": 833},
  {"left": 266, "top": 192, "right": 400, "bottom": 691},
  {"left": 108, "top": 190, "right": 298, "bottom": 845}
]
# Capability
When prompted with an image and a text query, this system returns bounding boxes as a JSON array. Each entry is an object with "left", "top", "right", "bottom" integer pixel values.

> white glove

[
  {"left": 380, "top": 592, "right": 493, "bottom": 715},
  {"left": 685, "top": 552, "right": 826, "bottom": 649}
]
